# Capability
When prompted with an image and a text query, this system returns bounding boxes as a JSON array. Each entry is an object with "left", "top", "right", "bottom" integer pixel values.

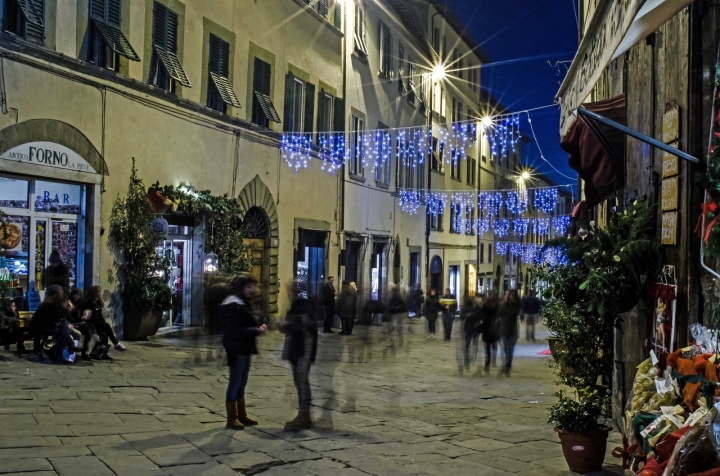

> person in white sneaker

[{"left": 83, "top": 286, "right": 125, "bottom": 354}]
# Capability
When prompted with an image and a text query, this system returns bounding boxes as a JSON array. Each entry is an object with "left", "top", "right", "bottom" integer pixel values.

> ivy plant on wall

[{"left": 147, "top": 183, "right": 254, "bottom": 275}]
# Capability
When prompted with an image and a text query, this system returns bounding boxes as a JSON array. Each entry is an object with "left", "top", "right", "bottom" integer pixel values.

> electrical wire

[{"left": 525, "top": 111, "right": 577, "bottom": 181}]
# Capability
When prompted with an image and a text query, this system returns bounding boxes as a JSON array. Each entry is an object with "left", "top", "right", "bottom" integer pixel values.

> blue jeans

[
  {"left": 428, "top": 319, "right": 437, "bottom": 335},
  {"left": 502, "top": 336, "right": 517, "bottom": 370},
  {"left": 226, "top": 354, "right": 251, "bottom": 401}
]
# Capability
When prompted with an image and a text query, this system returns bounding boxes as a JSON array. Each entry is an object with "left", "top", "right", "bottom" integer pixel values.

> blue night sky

[{"left": 444, "top": 0, "right": 579, "bottom": 189}]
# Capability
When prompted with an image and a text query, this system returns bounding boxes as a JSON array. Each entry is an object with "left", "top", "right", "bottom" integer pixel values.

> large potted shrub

[
  {"left": 108, "top": 161, "right": 171, "bottom": 340},
  {"left": 549, "top": 389, "right": 611, "bottom": 473}
]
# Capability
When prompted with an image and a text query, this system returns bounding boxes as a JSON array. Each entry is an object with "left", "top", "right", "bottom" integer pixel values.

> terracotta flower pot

[
  {"left": 555, "top": 426, "right": 611, "bottom": 473},
  {"left": 124, "top": 309, "right": 163, "bottom": 340}
]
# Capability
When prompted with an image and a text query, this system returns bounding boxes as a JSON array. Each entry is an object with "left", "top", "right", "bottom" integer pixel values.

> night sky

[{"left": 444, "top": 0, "right": 579, "bottom": 190}]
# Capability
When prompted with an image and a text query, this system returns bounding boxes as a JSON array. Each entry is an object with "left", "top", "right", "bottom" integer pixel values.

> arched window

[
  {"left": 243, "top": 207, "right": 270, "bottom": 238},
  {"left": 480, "top": 244, "right": 484, "bottom": 263}
]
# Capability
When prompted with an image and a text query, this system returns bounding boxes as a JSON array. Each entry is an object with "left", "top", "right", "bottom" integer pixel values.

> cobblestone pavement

[{"left": 0, "top": 319, "right": 624, "bottom": 476}]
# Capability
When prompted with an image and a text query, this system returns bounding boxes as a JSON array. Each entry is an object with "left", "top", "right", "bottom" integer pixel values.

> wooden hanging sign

[
  {"left": 661, "top": 212, "right": 678, "bottom": 246},
  {"left": 662, "top": 104, "right": 679, "bottom": 144},
  {"left": 662, "top": 142, "right": 680, "bottom": 178},
  {"left": 661, "top": 177, "right": 679, "bottom": 211}
]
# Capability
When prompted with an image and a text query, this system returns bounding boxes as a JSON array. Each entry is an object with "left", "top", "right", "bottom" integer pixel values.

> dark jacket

[
  {"left": 423, "top": 295, "right": 442, "bottom": 321},
  {"left": 42, "top": 263, "right": 70, "bottom": 290},
  {"left": 497, "top": 300, "right": 522, "bottom": 339},
  {"left": 29, "top": 302, "right": 64, "bottom": 335},
  {"left": 281, "top": 298, "right": 318, "bottom": 363},
  {"left": 461, "top": 302, "right": 482, "bottom": 335},
  {"left": 84, "top": 301, "right": 105, "bottom": 325},
  {"left": 387, "top": 293, "right": 408, "bottom": 314},
  {"left": 321, "top": 283, "right": 336, "bottom": 306},
  {"left": 336, "top": 285, "right": 356, "bottom": 317},
  {"left": 220, "top": 295, "right": 260, "bottom": 359},
  {"left": 521, "top": 296, "right": 542, "bottom": 315},
  {"left": 479, "top": 303, "right": 498, "bottom": 342}
]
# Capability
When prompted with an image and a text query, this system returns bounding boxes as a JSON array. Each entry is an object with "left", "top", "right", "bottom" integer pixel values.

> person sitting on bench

[{"left": 28, "top": 286, "right": 80, "bottom": 363}]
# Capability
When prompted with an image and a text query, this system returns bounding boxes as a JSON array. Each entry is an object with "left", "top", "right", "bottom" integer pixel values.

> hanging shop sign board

[
  {"left": 661, "top": 212, "right": 678, "bottom": 246},
  {"left": 661, "top": 177, "right": 679, "bottom": 211},
  {"left": 0, "top": 142, "right": 96, "bottom": 174},
  {"left": 556, "top": 0, "right": 646, "bottom": 135},
  {"left": 662, "top": 142, "right": 679, "bottom": 178},
  {"left": 662, "top": 105, "right": 680, "bottom": 143}
]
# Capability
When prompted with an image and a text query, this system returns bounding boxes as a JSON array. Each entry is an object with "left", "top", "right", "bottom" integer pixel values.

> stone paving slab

[{"left": 0, "top": 321, "right": 624, "bottom": 475}]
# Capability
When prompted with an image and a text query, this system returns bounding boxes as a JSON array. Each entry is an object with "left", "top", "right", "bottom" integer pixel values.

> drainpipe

[
  {"left": 339, "top": 0, "right": 348, "bottom": 278},
  {"left": 425, "top": 9, "right": 440, "bottom": 292}
]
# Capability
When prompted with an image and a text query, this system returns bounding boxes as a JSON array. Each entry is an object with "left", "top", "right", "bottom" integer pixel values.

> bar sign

[
  {"left": 662, "top": 142, "right": 679, "bottom": 178},
  {"left": 662, "top": 106, "right": 679, "bottom": 144},
  {"left": 661, "top": 212, "right": 678, "bottom": 246}
]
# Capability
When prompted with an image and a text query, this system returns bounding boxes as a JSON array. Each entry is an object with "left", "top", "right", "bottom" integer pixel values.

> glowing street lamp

[
  {"left": 481, "top": 116, "right": 493, "bottom": 128},
  {"left": 432, "top": 63, "right": 446, "bottom": 81}
]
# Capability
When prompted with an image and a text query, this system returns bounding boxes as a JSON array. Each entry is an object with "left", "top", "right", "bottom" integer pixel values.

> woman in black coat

[
  {"left": 28, "top": 286, "right": 79, "bottom": 362},
  {"left": 479, "top": 290, "right": 499, "bottom": 373},
  {"left": 277, "top": 282, "right": 318, "bottom": 431},
  {"left": 496, "top": 289, "right": 522, "bottom": 376},
  {"left": 220, "top": 274, "right": 266, "bottom": 429},
  {"left": 423, "top": 289, "right": 443, "bottom": 338}
]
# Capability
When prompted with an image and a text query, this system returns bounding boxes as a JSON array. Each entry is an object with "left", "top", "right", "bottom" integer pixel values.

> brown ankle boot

[
  {"left": 284, "top": 411, "right": 312, "bottom": 431},
  {"left": 236, "top": 398, "right": 258, "bottom": 426},
  {"left": 225, "top": 401, "right": 244, "bottom": 430}
]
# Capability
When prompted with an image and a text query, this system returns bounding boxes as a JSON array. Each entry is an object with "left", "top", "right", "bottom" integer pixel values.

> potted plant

[
  {"left": 108, "top": 160, "right": 172, "bottom": 340},
  {"left": 549, "top": 389, "right": 611, "bottom": 473}
]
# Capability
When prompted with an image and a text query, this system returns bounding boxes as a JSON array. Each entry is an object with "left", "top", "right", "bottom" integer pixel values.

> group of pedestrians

[{"left": 1, "top": 284, "right": 125, "bottom": 362}]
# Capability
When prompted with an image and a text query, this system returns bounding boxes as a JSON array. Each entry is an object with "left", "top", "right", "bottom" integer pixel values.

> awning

[
  {"left": 560, "top": 95, "right": 626, "bottom": 208},
  {"left": 612, "top": 0, "right": 693, "bottom": 61}
]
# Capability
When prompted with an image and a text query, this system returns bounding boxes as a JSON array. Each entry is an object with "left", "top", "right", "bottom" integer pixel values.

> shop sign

[
  {"left": 27, "top": 291, "right": 40, "bottom": 312},
  {"left": 557, "top": 0, "right": 646, "bottom": 135},
  {"left": 0, "top": 142, "right": 96, "bottom": 174},
  {"left": 661, "top": 177, "right": 679, "bottom": 211},
  {"left": 661, "top": 212, "right": 678, "bottom": 246},
  {"left": 662, "top": 106, "right": 679, "bottom": 143},
  {"left": 662, "top": 142, "right": 679, "bottom": 178}
]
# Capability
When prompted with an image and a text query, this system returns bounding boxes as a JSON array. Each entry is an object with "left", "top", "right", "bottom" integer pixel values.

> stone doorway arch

[{"left": 237, "top": 175, "right": 279, "bottom": 316}]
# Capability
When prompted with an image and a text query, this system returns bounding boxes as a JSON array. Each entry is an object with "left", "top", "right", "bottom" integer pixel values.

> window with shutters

[
  {"left": 350, "top": 115, "right": 364, "bottom": 177},
  {"left": 251, "top": 57, "right": 280, "bottom": 127},
  {"left": 88, "top": 0, "right": 139, "bottom": 71},
  {"left": 465, "top": 207, "right": 474, "bottom": 235},
  {"left": 207, "top": 34, "right": 241, "bottom": 114},
  {"left": 407, "top": 62, "right": 415, "bottom": 106},
  {"left": 431, "top": 137, "right": 443, "bottom": 173},
  {"left": 353, "top": 2, "right": 367, "bottom": 56},
  {"left": 316, "top": 91, "right": 333, "bottom": 146},
  {"left": 397, "top": 44, "right": 407, "bottom": 95},
  {"left": 4, "top": 0, "right": 45, "bottom": 44},
  {"left": 488, "top": 245, "right": 492, "bottom": 263},
  {"left": 291, "top": 78, "right": 304, "bottom": 133},
  {"left": 378, "top": 22, "right": 392, "bottom": 79},
  {"left": 149, "top": 2, "right": 190, "bottom": 92},
  {"left": 458, "top": 55, "right": 464, "bottom": 80},
  {"left": 333, "top": 2, "right": 342, "bottom": 30},
  {"left": 374, "top": 124, "right": 390, "bottom": 186},
  {"left": 466, "top": 157, "right": 476, "bottom": 186},
  {"left": 282, "top": 73, "right": 315, "bottom": 135},
  {"left": 430, "top": 207, "right": 443, "bottom": 231},
  {"left": 480, "top": 244, "right": 485, "bottom": 263}
]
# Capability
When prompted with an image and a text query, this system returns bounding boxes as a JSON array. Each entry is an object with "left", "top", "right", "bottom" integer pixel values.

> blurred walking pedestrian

[
  {"left": 521, "top": 289, "right": 541, "bottom": 342},
  {"left": 277, "top": 282, "right": 318, "bottom": 431},
  {"left": 220, "top": 274, "right": 266, "bottom": 429},
  {"left": 480, "top": 290, "right": 499, "bottom": 374},
  {"left": 460, "top": 294, "right": 481, "bottom": 370},
  {"left": 321, "top": 276, "right": 337, "bottom": 333},
  {"left": 423, "top": 289, "right": 442, "bottom": 338},
  {"left": 336, "top": 280, "right": 356, "bottom": 335},
  {"left": 440, "top": 289, "right": 457, "bottom": 341},
  {"left": 497, "top": 289, "right": 521, "bottom": 376},
  {"left": 386, "top": 286, "right": 408, "bottom": 346}
]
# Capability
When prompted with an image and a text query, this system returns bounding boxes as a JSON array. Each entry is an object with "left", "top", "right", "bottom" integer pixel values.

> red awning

[{"left": 560, "top": 94, "right": 626, "bottom": 207}]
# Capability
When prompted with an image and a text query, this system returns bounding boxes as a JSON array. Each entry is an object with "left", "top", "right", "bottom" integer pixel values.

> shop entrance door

[
  {"left": 160, "top": 235, "right": 193, "bottom": 328},
  {"left": 449, "top": 265, "right": 460, "bottom": 302},
  {"left": 244, "top": 237, "right": 267, "bottom": 316}
]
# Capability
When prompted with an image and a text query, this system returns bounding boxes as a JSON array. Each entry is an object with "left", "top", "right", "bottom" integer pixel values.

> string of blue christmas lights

[{"left": 492, "top": 241, "right": 569, "bottom": 266}]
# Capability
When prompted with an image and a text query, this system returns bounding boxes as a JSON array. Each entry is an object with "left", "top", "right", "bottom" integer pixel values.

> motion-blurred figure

[
  {"left": 277, "top": 282, "right": 318, "bottom": 431},
  {"left": 440, "top": 289, "right": 457, "bottom": 341},
  {"left": 423, "top": 289, "right": 442, "bottom": 338},
  {"left": 336, "top": 280, "right": 356, "bottom": 335},
  {"left": 386, "top": 286, "right": 407, "bottom": 348},
  {"left": 521, "top": 289, "right": 541, "bottom": 342},
  {"left": 497, "top": 289, "right": 521, "bottom": 377},
  {"left": 460, "top": 294, "right": 482, "bottom": 372},
  {"left": 480, "top": 290, "right": 499, "bottom": 374}
]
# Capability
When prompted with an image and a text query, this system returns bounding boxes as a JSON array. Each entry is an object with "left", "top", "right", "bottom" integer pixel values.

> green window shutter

[
  {"left": 316, "top": 89, "right": 326, "bottom": 140},
  {"left": 261, "top": 60, "right": 271, "bottom": 95},
  {"left": 166, "top": 10, "right": 178, "bottom": 53},
  {"left": 334, "top": 3, "right": 342, "bottom": 29},
  {"left": 107, "top": 0, "right": 121, "bottom": 27},
  {"left": 318, "top": 0, "right": 327, "bottom": 17},
  {"left": 25, "top": 0, "right": 44, "bottom": 43},
  {"left": 283, "top": 72, "right": 295, "bottom": 132},
  {"left": 152, "top": 2, "right": 167, "bottom": 48},
  {"left": 209, "top": 34, "right": 229, "bottom": 77},
  {"left": 332, "top": 97, "right": 345, "bottom": 133},
  {"left": 304, "top": 83, "right": 315, "bottom": 136},
  {"left": 90, "top": 0, "right": 106, "bottom": 20}
]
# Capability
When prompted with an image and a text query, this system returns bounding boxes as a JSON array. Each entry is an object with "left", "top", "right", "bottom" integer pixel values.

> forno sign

[{"left": 0, "top": 141, "right": 96, "bottom": 174}]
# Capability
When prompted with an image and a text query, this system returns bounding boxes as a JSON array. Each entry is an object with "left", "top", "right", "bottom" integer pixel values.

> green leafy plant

[
  {"left": 149, "top": 183, "right": 253, "bottom": 274},
  {"left": 533, "top": 202, "right": 661, "bottom": 389},
  {"left": 549, "top": 388, "right": 608, "bottom": 434},
  {"left": 107, "top": 160, "right": 172, "bottom": 312}
]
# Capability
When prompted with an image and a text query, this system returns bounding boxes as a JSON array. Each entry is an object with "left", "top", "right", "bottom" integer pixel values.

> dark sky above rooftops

[{"left": 444, "top": 0, "right": 579, "bottom": 190}]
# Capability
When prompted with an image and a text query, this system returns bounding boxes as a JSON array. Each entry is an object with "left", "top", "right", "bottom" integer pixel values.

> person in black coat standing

[
  {"left": 277, "top": 281, "right": 318, "bottom": 431},
  {"left": 220, "top": 274, "right": 267, "bottom": 429},
  {"left": 320, "top": 276, "right": 337, "bottom": 333},
  {"left": 497, "top": 289, "right": 522, "bottom": 376},
  {"left": 480, "top": 290, "right": 499, "bottom": 374}
]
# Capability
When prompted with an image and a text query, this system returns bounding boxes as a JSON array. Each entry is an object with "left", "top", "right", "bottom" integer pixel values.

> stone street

[{"left": 0, "top": 320, "right": 624, "bottom": 476}]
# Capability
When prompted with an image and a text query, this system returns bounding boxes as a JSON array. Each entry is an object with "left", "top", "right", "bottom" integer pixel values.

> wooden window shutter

[
  {"left": 209, "top": 34, "right": 229, "bottom": 77},
  {"left": 107, "top": 0, "right": 121, "bottom": 27},
  {"left": 316, "top": 89, "right": 326, "bottom": 142},
  {"left": 334, "top": 3, "right": 342, "bottom": 29},
  {"left": 153, "top": 2, "right": 167, "bottom": 48},
  {"left": 24, "top": 0, "right": 44, "bottom": 43},
  {"left": 304, "top": 82, "right": 315, "bottom": 136},
  {"left": 318, "top": 0, "right": 327, "bottom": 17},
  {"left": 166, "top": 10, "right": 178, "bottom": 52},
  {"left": 332, "top": 97, "right": 345, "bottom": 133},
  {"left": 90, "top": 0, "right": 106, "bottom": 20},
  {"left": 283, "top": 72, "right": 295, "bottom": 132}
]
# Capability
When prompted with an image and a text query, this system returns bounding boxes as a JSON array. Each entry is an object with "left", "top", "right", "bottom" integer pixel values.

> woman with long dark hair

[
  {"left": 83, "top": 286, "right": 125, "bottom": 356},
  {"left": 220, "top": 274, "right": 266, "bottom": 429}
]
